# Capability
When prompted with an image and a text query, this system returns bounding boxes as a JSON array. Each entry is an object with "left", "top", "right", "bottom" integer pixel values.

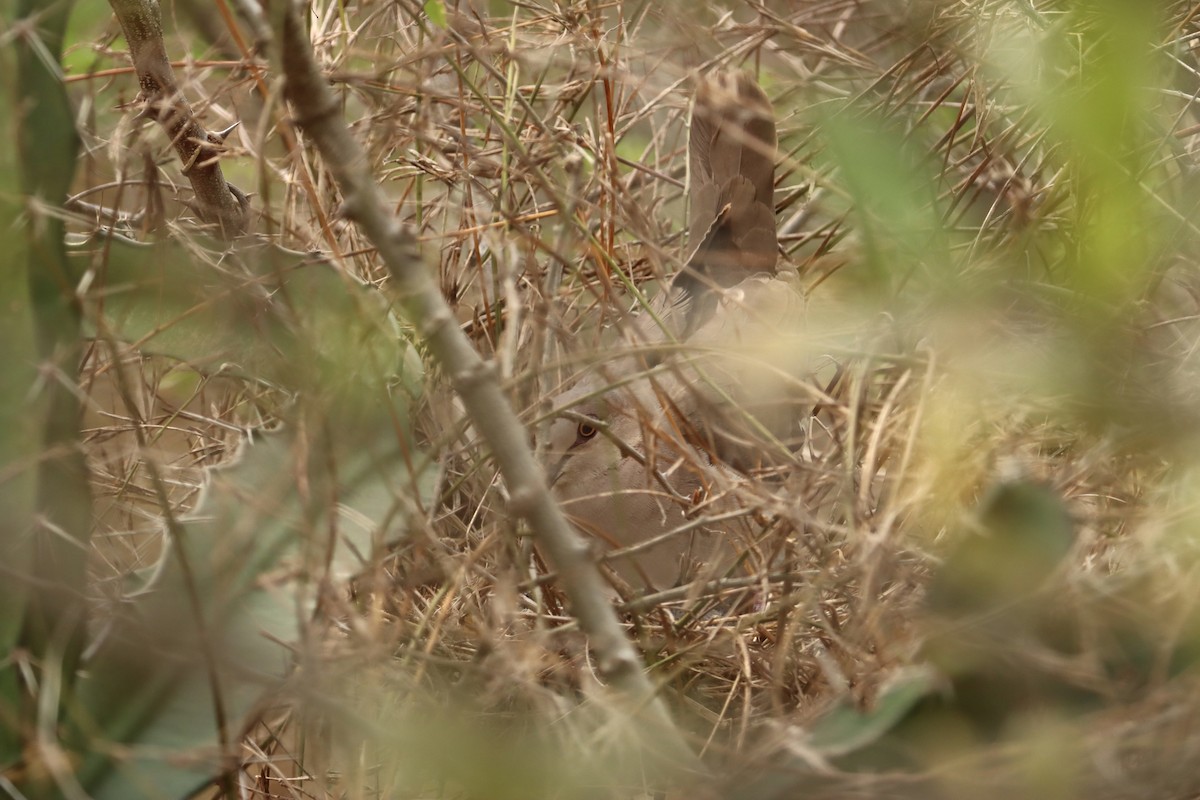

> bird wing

[{"left": 684, "top": 70, "right": 778, "bottom": 290}]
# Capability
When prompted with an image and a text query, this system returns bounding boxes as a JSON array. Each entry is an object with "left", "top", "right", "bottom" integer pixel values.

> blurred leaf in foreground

[
  {"left": 20, "top": 226, "right": 431, "bottom": 798},
  {"left": 925, "top": 477, "right": 1076, "bottom": 621},
  {"left": 0, "top": 6, "right": 42, "bottom": 765},
  {"left": 802, "top": 477, "right": 1079, "bottom": 775},
  {"left": 912, "top": 478, "right": 1079, "bottom": 741},
  {"left": 69, "top": 420, "right": 433, "bottom": 799},
  {"left": 3, "top": 0, "right": 89, "bottom": 774},
  {"left": 73, "top": 232, "right": 419, "bottom": 401}
]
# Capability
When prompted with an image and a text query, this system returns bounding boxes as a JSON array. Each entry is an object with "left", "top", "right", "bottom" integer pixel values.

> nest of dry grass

[{"left": 68, "top": 0, "right": 1200, "bottom": 797}]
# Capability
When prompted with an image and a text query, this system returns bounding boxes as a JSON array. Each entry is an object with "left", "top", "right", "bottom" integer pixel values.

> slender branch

[
  {"left": 108, "top": 0, "right": 248, "bottom": 237},
  {"left": 272, "top": 1, "right": 701, "bottom": 773}
]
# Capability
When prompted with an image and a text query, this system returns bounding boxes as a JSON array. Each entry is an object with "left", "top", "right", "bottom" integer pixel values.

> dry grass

[{"left": 66, "top": 0, "right": 1200, "bottom": 797}]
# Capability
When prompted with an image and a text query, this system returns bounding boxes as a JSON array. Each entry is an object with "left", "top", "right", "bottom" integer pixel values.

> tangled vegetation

[{"left": 4, "top": 1, "right": 1200, "bottom": 798}]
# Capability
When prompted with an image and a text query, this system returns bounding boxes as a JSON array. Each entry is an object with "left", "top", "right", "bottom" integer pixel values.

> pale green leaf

[{"left": 424, "top": 0, "right": 447, "bottom": 28}]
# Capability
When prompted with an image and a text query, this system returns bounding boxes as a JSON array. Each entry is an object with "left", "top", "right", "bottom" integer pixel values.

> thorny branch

[
  {"left": 108, "top": 0, "right": 248, "bottom": 236},
  {"left": 270, "top": 0, "right": 703, "bottom": 778}
]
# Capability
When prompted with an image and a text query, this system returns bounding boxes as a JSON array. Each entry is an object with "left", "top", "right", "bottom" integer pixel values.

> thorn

[{"left": 209, "top": 121, "right": 241, "bottom": 144}]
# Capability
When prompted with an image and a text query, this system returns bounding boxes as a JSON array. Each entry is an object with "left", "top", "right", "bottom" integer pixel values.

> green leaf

[
  {"left": 424, "top": 0, "right": 447, "bottom": 29},
  {"left": 924, "top": 478, "right": 1076, "bottom": 620},
  {"left": 817, "top": 107, "right": 948, "bottom": 295},
  {"left": 808, "top": 666, "right": 941, "bottom": 757}
]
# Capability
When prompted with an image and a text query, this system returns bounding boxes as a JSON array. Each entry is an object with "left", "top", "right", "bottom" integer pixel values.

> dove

[{"left": 545, "top": 70, "right": 812, "bottom": 593}]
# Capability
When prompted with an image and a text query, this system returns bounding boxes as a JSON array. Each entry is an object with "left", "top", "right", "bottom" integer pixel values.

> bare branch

[
  {"left": 108, "top": 0, "right": 248, "bottom": 237},
  {"left": 271, "top": 0, "right": 701, "bottom": 776}
]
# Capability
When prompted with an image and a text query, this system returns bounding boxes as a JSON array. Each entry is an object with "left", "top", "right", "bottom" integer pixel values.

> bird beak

[
  {"left": 544, "top": 453, "right": 569, "bottom": 489},
  {"left": 547, "top": 455, "right": 564, "bottom": 489}
]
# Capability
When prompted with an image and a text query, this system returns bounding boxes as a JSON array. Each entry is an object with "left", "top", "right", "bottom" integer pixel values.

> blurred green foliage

[
  {"left": 0, "top": 3, "right": 41, "bottom": 769},
  {"left": 5, "top": 0, "right": 91, "bottom": 773},
  {"left": 3, "top": 3, "right": 431, "bottom": 798}
]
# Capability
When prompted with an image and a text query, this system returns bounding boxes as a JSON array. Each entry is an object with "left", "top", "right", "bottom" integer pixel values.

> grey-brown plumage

[
  {"left": 688, "top": 71, "right": 778, "bottom": 278},
  {"left": 672, "top": 71, "right": 779, "bottom": 337},
  {"left": 545, "top": 71, "right": 808, "bottom": 592}
]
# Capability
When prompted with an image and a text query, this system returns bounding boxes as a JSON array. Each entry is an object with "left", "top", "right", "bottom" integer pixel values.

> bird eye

[{"left": 575, "top": 420, "right": 598, "bottom": 444}]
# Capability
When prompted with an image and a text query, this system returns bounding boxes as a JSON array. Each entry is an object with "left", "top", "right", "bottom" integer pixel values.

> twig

[
  {"left": 108, "top": 0, "right": 249, "bottom": 237},
  {"left": 271, "top": 1, "right": 702, "bottom": 776}
]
